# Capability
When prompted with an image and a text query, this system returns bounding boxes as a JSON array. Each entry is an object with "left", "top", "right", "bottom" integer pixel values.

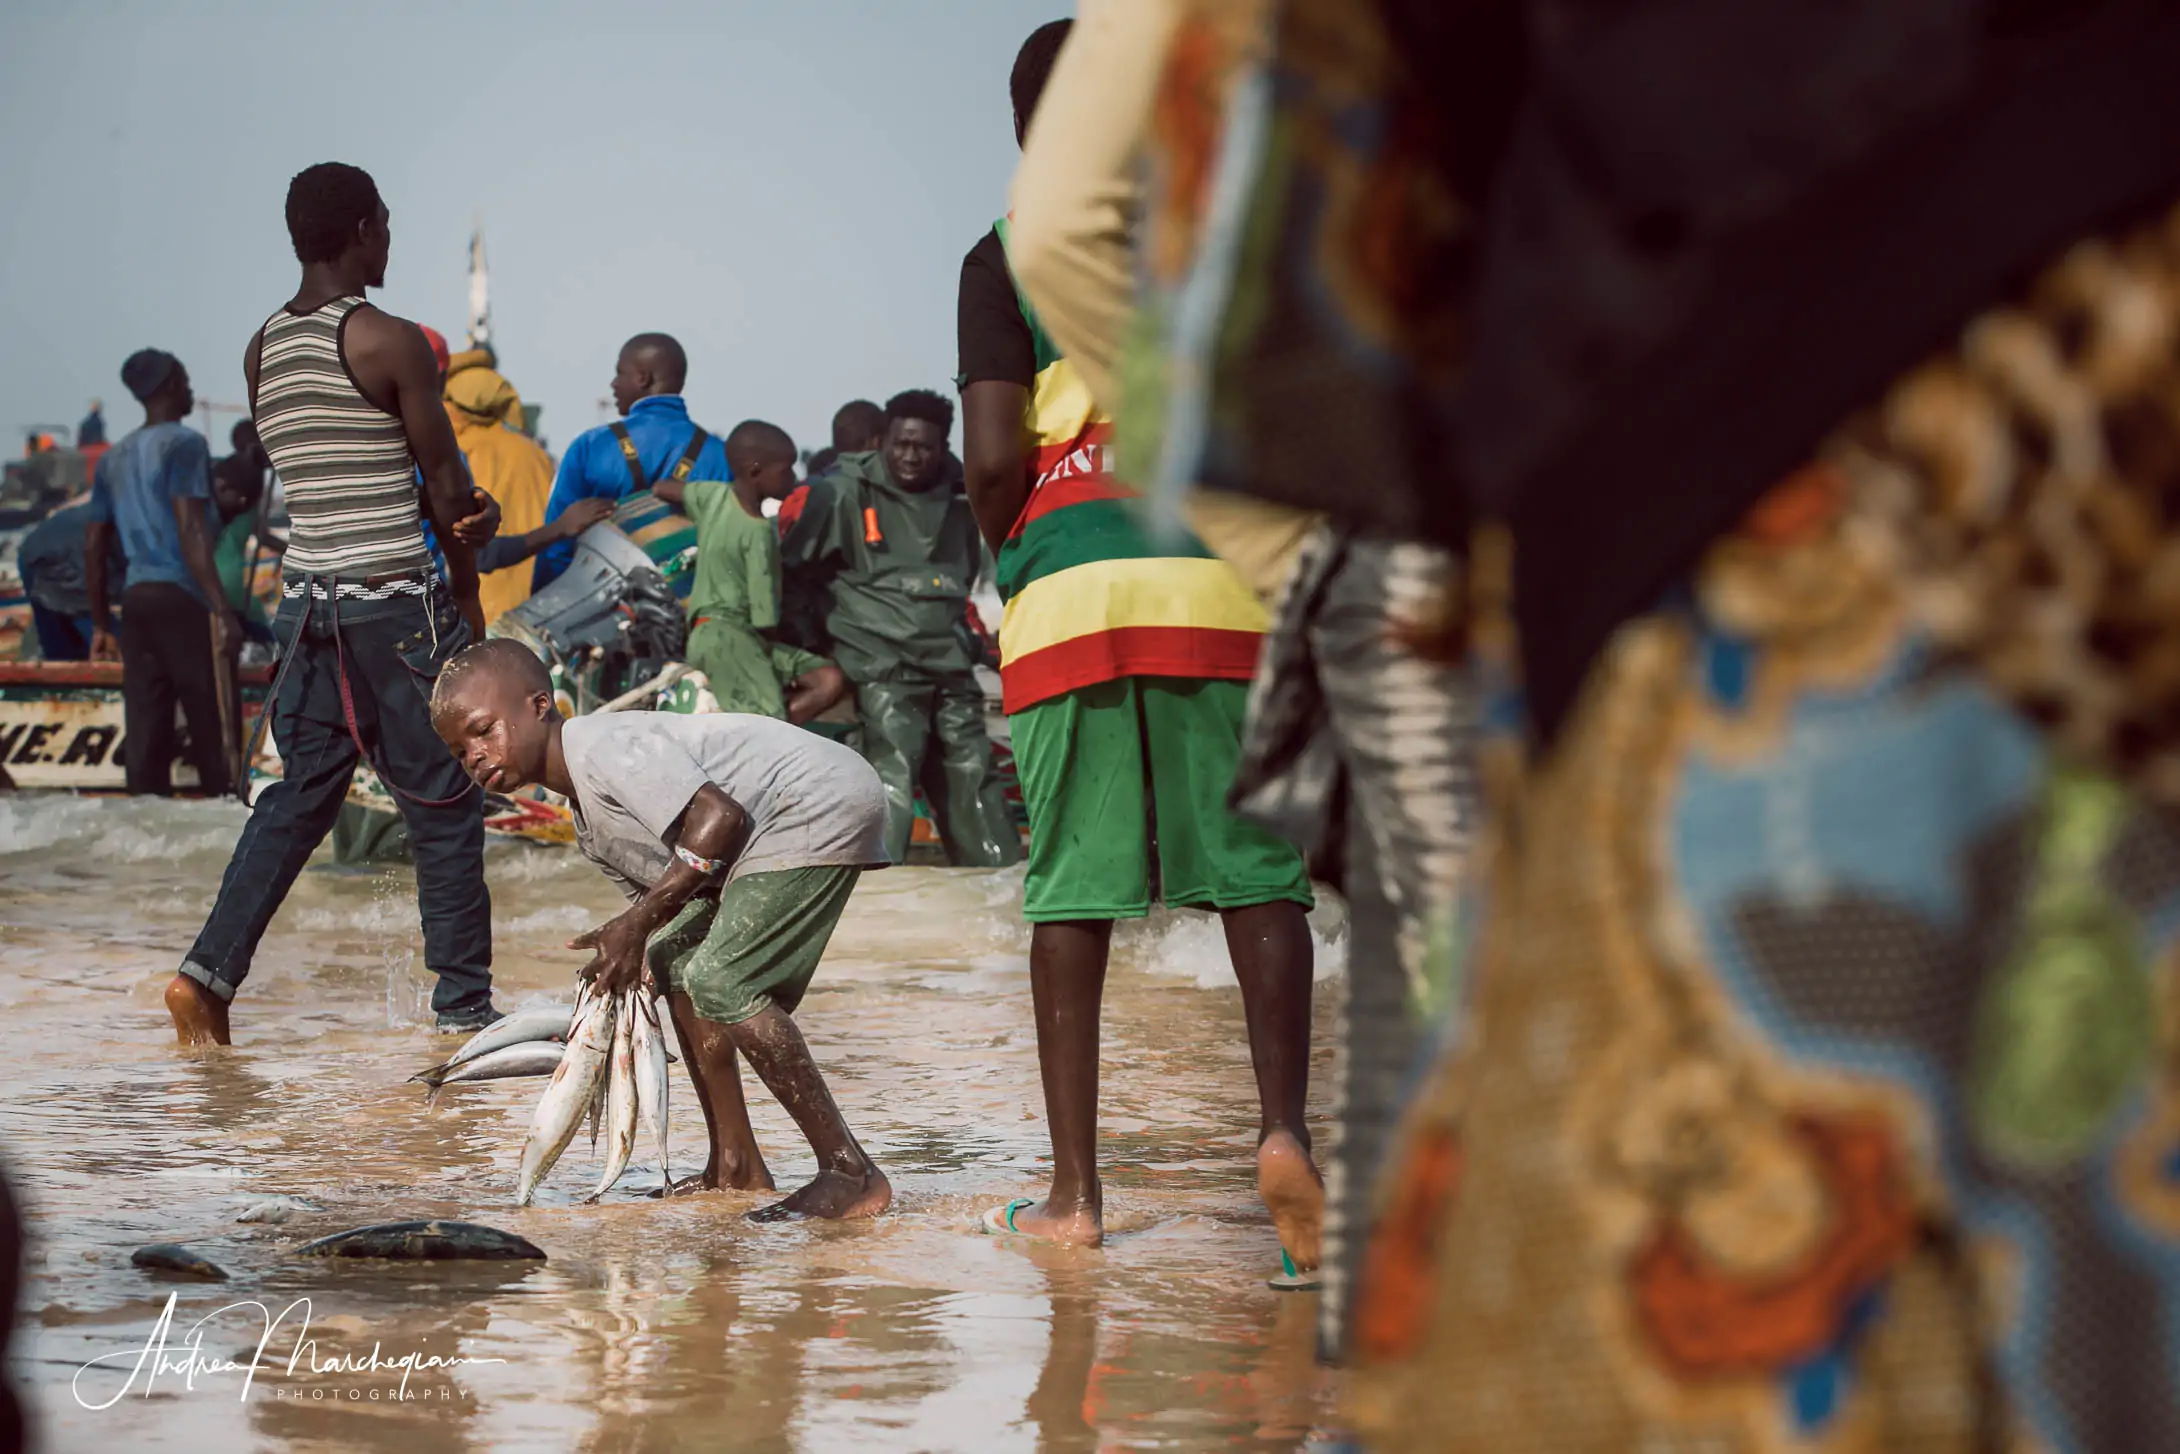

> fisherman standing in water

[
  {"left": 431, "top": 639, "right": 893, "bottom": 1220},
  {"left": 957, "top": 23, "right": 1323, "bottom": 1274},
  {"left": 165, "top": 162, "right": 502, "bottom": 1045}
]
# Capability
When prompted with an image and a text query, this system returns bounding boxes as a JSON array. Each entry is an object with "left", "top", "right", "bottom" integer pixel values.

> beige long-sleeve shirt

[{"left": 1006, "top": 0, "right": 1319, "bottom": 603}]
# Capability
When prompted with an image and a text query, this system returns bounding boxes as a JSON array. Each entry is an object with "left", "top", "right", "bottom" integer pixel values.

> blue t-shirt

[
  {"left": 533, "top": 395, "right": 730, "bottom": 588},
  {"left": 86, "top": 422, "right": 217, "bottom": 606}
]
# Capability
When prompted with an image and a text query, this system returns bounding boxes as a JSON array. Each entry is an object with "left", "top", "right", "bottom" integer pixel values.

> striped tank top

[{"left": 254, "top": 296, "right": 430, "bottom": 577}]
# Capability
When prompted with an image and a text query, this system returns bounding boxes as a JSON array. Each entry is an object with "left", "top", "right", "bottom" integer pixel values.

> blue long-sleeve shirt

[{"left": 532, "top": 395, "right": 730, "bottom": 587}]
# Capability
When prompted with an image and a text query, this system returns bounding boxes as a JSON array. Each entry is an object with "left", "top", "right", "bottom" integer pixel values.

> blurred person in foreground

[
  {"left": 164, "top": 161, "right": 501, "bottom": 1046},
  {"left": 84, "top": 349, "right": 234, "bottom": 796},
  {"left": 1116, "top": 0, "right": 2180, "bottom": 1449},
  {"left": 1002, "top": 5, "right": 1475, "bottom": 1333},
  {"left": 960, "top": 21, "right": 1321, "bottom": 1272}
]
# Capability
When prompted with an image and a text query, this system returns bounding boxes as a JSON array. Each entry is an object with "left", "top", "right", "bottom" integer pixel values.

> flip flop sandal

[
  {"left": 1267, "top": 1249, "right": 1322, "bottom": 1292},
  {"left": 982, "top": 1198, "right": 1036, "bottom": 1235}
]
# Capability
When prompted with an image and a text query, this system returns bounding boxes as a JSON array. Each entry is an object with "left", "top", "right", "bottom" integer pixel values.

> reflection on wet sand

[{"left": 1, "top": 796, "right": 1343, "bottom": 1449}]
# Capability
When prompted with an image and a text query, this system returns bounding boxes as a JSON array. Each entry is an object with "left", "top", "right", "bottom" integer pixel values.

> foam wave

[
  {"left": 1118, "top": 896, "right": 1350, "bottom": 988},
  {"left": 0, "top": 793, "right": 245, "bottom": 861}
]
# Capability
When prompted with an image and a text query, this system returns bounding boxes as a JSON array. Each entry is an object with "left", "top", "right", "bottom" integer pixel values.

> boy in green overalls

[{"left": 653, "top": 420, "right": 845, "bottom": 723}]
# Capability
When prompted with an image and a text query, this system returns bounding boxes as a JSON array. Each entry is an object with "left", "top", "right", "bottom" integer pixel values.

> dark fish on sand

[
  {"left": 131, "top": 1244, "right": 229, "bottom": 1279},
  {"left": 293, "top": 1220, "right": 546, "bottom": 1261}
]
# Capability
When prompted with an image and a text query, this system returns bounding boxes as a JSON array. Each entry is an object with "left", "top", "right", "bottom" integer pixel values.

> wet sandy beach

[{"left": 0, "top": 794, "right": 1344, "bottom": 1450}]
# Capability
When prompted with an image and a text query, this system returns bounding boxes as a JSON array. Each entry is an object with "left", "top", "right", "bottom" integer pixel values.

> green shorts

[
  {"left": 1009, "top": 676, "right": 1312, "bottom": 922},
  {"left": 645, "top": 865, "right": 861, "bottom": 1024}
]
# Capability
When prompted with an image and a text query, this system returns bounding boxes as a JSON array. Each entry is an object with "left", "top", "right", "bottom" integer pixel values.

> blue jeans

[
  {"left": 180, "top": 580, "right": 493, "bottom": 1016},
  {"left": 29, "top": 602, "right": 94, "bottom": 661}
]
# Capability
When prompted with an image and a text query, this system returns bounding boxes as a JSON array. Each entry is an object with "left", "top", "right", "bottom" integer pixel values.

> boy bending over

[{"left": 431, "top": 638, "right": 891, "bottom": 1220}]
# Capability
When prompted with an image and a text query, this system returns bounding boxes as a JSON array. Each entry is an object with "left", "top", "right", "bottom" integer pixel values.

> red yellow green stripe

[{"left": 991, "top": 217, "right": 1265, "bottom": 713}]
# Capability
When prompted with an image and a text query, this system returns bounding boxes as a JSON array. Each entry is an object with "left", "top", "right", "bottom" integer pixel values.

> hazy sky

[{"left": 0, "top": 0, "right": 1069, "bottom": 459}]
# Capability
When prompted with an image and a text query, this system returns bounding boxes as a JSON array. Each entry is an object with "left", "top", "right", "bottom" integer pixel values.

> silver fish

[
  {"left": 413, "top": 1005, "right": 574, "bottom": 1086},
  {"left": 589, "top": 995, "right": 640, "bottom": 1201},
  {"left": 428, "top": 1041, "right": 566, "bottom": 1105},
  {"left": 234, "top": 1194, "right": 321, "bottom": 1225},
  {"left": 514, "top": 992, "right": 616, "bottom": 1206},
  {"left": 632, "top": 995, "right": 670, "bottom": 1193}
]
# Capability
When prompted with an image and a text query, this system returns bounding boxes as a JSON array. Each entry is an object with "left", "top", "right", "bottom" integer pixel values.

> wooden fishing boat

[{"left": 0, "top": 660, "right": 272, "bottom": 792}]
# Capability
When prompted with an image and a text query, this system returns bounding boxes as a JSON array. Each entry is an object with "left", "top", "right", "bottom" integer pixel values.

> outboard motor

[{"left": 502, "top": 523, "right": 685, "bottom": 662}]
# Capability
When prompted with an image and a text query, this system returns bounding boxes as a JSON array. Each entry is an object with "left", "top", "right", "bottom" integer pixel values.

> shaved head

[
  {"left": 611, "top": 332, "right": 687, "bottom": 413},
  {"left": 430, "top": 638, "right": 552, "bottom": 722},
  {"left": 432, "top": 639, "right": 560, "bottom": 795},
  {"left": 831, "top": 399, "right": 884, "bottom": 452},
  {"left": 725, "top": 419, "right": 795, "bottom": 468},
  {"left": 725, "top": 418, "right": 800, "bottom": 502}
]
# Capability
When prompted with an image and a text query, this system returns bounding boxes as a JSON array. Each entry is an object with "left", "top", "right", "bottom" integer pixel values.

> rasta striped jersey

[
  {"left": 978, "top": 220, "right": 1266, "bottom": 714},
  {"left": 253, "top": 296, "right": 431, "bottom": 578}
]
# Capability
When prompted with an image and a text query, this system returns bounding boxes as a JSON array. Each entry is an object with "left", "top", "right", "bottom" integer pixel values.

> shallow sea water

[{"left": 0, "top": 793, "right": 1346, "bottom": 1451}]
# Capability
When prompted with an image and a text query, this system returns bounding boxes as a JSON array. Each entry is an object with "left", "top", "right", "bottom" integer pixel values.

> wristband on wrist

[{"left": 674, "top": 844, "right": 725, "bottom": 877}]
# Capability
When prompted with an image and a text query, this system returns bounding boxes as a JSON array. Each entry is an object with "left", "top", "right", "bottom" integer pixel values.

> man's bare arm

[
  {"left": 962, "top": 380, "right": 1034, "bottom": 553},
  {"left": 173, "top": 498, "right": 235, "bottom": 655},
  {"left": 85, "top": 519, "right": 119, "bottom": 660},
  {"left": 784, "top": 663, "right": 848, "bottom": 724},
  {"left": 346, "top": 309, "right": 486, "bottom": 632}
]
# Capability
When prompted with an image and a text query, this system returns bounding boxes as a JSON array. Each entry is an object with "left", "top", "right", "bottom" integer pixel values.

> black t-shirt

[{"left": 955, "top": 229, "right": 1036, "bottom": 391}]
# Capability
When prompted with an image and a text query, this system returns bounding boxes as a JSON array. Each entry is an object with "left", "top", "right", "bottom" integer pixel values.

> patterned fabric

[
  {"left": 1231, "top": 523, "right": 1475, "bottom": 1358},
  {"left": 1116, "top": 0, "right": 1464, "bottom": 544},
  {"left": 988, "top": 217, "right": 1268, "bottom": 714},
  {"left": 254, "top": 296, "right": 431, "bottom": 579},
  {"left": 282, "top": 575, "right": 431, "bottom": 602},
  {"left": 1352, "top": 201, "right": 2180, "bottom": 1453}
]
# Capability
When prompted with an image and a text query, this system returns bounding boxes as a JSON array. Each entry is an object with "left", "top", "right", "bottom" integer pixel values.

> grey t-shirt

[{"left": 560, "top": 712, "right": 889, "bottom": 895}]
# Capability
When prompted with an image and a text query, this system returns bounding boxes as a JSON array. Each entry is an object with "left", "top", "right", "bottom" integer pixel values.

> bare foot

[
  {"left": 648, "top": 1174, "right": 721, "bottom": 1199},
  {"left": 648, "top": 1158, "right": 778, "bottom": 1198},
  {"left": 1257, "top": 1129, "right": 1324, "bottom": 1271},
  {"left": 165, "top": 975, "right": 231, "bottom": 1047},
  {"left": 748, "top": 1165, "right": 892, "bottom": 1222},
  {"left": 988, "top": 1193, "right": 1104, "bottom": 1248}
]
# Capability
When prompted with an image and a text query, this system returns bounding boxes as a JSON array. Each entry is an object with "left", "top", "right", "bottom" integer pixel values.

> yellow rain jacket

[{"left": 444, "top": 352, "right": 553, "bottom": 623}]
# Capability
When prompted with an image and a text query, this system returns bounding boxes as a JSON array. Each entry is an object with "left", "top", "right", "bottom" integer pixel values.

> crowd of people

[{"left": 17, "top": 2, "right": 2180, "bottom": 1447}]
